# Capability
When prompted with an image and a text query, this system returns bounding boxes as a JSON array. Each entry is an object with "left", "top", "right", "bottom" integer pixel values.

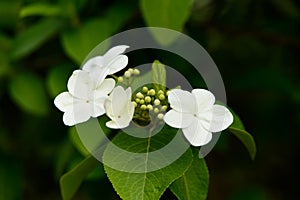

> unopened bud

[
  {"left": 158, "top": 90, "right": 164, "bottom": 95},
  {"left": 142, "top": 86, "right": 148, "bottom": 93},
  {"left": 136, "top": 92, "right": 144, "bottom": 99},
  {"left": 158, "top": 94, "right": 165, "bottom": 100},
  {"left": 140, "top": 105, "right": 147, "bottom": 110},
  {"left": 133, "top": 69, "right": 140, "bottom": 75},
  {"left": 148, "top": 89, "right": 156, "bottom": 96},
  {"left": 157, "top": 113, "right": 164, "bottom": 120},
  {"left": 132, "top": 102, "right": 137, "bottom": 107},
  {"left": 161, "top": 105, "right": 168, "bottom": 111},
  {"left": 117, "top": 76, "right": 124, "bottom": 82},
  {"left": 147, "top": 104, "right": 153, "bottom": 110},
  {"left": 124, "top": 71, "right": 131, "bottom": 78},
  {"left": 145, "top": 96, "right": 151, "bottom": 103},
  {"left": 154, "top": 99, "right": 160, "bottom": 105}
]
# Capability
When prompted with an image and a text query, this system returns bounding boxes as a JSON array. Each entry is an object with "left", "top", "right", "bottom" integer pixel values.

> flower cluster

[
  {"left": 54, "top": 45, "right": 233, "bottom": 147},
  {"left": 54, "top": 45, "right": 133, "bottom": 128}
]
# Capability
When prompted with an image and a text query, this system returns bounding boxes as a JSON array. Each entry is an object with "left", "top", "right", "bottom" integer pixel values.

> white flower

[
  {"left": 164, "top": 89, "right": 233, "bottom": 146},
  {"left": 104, "top": 86, "right": 134, "bottom": 129},
  {"left": 82, "top": 45, "right": 129, "bottom": 85},
  {"left": 54, "top": 70, "right": 115, "bottom": 126}
]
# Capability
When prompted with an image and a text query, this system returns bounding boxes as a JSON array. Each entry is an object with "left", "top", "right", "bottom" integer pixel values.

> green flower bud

[
  {"left": 154, "top": 99, "right": 160, "bottom": 105},
  {"left": 117, "top": 76, "right": 124, "bottom": 82},
  {"left": 158, "top": 94, "right": 165, "bottom": 100},
  {"left": 140, "top": 99, "right": 145, "bottom": 104},
  {"left": 157, "top": 113, "right": 164, "bottom": 120},
  {"left": 158, "top": 90, "right": 164, "bottom": 95},
  {"left": 135, "top": 98, "right": 140, "bottom": 103},
  {"left": 161, "top": 105, "right": 168, "bottom": 111},
  {"left": 154, "top": 108, "right": 159, "bottom": 113},
  {"left": 132, "top": 102, "right": 137, "bottom": 107},
  {"left": 133, "top": 69, "right": 140, "bottom": 75},
  {"left": 145, "top": 96, "right": 151, "bottom": 103},
  {"left": 166, "top": 90, "right": 170, "bottom": 96},
  {"left": 147, "top": 104, "right": 153, "bottom": 110},
  {"left": 148, "top": 89, "right": 156, "bottom": 96},
  {"left": 136, "top": 92, "right": 144, "bottom": 99},
  {"left": 140, "top": 105, "right": 147, "bottom": 110},
  {"left": 124, "top": 71, "right": 131, "bottom": 78},
  {"left": 142, "top": 86, "right": 148, "bottom": 93},
  {"left": 128, "top": 68, "right": 134, "bottom": 73}
]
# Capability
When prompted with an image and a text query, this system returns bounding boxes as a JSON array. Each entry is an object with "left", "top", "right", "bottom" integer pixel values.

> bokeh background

[{"left": 0, "top": 0, "right": 299, "bottom": 199}]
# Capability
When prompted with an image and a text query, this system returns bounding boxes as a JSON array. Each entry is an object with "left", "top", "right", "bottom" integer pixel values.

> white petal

[
  {"left": 125, "top": 87, "right": 132, "bottom": 100},
  {"left": 103, "top": 45, "right": 129, "bottom": 65},
  {"left": 164, "top": 110, "right": 194, "bottom": 128},
  {"left": 112, "top": 101, "right": 134, "bottom": 129},
  {"left": 63, "top": 102, "right": 91, "bottom": 126},
  {"left": 168, "top": 89, "right": 196, "bottom": 114},
  {"left": 90, "top": 97, "right": 106, "bottom": 117},
  {"left": 82, "top": 56, "right": 109, "bottom": 86},
  {"left": 104, "top": 86, "right": 134, "bottom": 129},
  {"left": 106, "top": 86, "right": 128, "bottom": 115},
  {"left": 67, "top": 70, "right": 93, "bottom": 99},
  {"left": 192, "top": 89, "right": 215, "bottom": 112},
  {"left": 94, "top": 78, "right": 115, "bottom": 99},
  {"left": 107, "top": 55, "right": 128, "bottom": 74},
  {"left": 207, "top": 105, "right": 233, "bottom": 132},
  {"left": 54, "top": 92, "right": 74, "bottom": 112},
  {"left": 106, "top": 120, "right": 119, "bottom": 129},
  {"left": 82, "top": 56, "right": 103, "bottom": 72},
  {"left": 182, "top": 118, "right": 212, "bottom": 146}
]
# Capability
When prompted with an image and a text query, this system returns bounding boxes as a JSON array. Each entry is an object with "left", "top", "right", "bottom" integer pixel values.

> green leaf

[
  {"left": 152, "top": 60, "right": 166, "bottom": 92},
  {"left": 229, "top": 112, "right": 256, "bottom": 160},
  {"left": 20, "top": 3, "right": 61, "bottom": 18},
  {"left": 140, "top": 0, "right": 193, "bottom": 45},
  {"left": 9, "top": 72, "right": 49, "bottom": 115},
  {"left": 170, "top": 148, "right": 209, "bottom": 200},
  {"left": 228, "top": 127, "right": 256, "bottom": 160},
  {"left": 69, "top": 127, "right": 89, "bottom": 156},
  {"left": 10, "top": 18, "right": 63, "bottom": 60},
  {"left": 103, "top": 126, "right": 193, "bottom": 200},
  {"left": 46, "top": 63, "right": 74, "bottom": 98},
  {"left": 61, "top": 18, "right": 112, "bottom": 64},
  {"left": 55, "top": 140, "right": 75, "bottom": 179},
  {"left": 60, "top": 155, "right": 99, "bottom": 200}
]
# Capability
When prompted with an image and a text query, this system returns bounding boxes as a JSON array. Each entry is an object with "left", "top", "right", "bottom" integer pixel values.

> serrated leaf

[
  {"left": 103, "top": 126, "right": 193, "bottom": 200},
  {"left": 61, "top": 18, "right": 112, "bottom": 64},
  {"left": 170, "top": 148, "right": 209, "bottom": 200},
  {"left": 20, "top": 3, "right": 61, "bottom": 18},
  {"left": 10, "top": 18, "right": 63, "bottom": 60},
  {"left": 140, "top": 0, "right": 193, "bottom": 45},
  {"left": 152, "top": 60, "right": 166, "bottom": 92},
  {"left": 9, "top": 72, "right": 49, "bottom": 115},
  {"left": 228, "top": 127, "right": 256, "bottom": 160},
  {"left": 60, "top": 155, "right": 99, "bottom": 200}
]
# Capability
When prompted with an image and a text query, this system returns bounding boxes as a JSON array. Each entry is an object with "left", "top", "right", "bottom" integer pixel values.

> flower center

[{"left": 131, "top": 86, "right": 169, "bottom": 126}]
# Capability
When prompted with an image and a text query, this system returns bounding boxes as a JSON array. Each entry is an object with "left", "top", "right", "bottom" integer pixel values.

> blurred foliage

[{"left": 0, "top": 0, "right": 299, "bottom": 199}]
